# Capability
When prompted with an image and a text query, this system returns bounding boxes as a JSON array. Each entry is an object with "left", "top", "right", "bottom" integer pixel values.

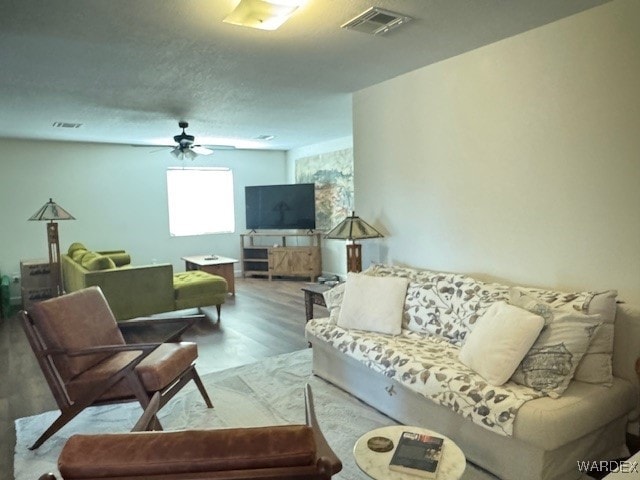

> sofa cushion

[
  {"left": 365, "top": 264, "right": 511, "bottom": 345},
  {"left": 574, "top": 349, "right": 613, "bottom": 384},
  {"left": 173, "top": 271, "right": 228, "bottom": 310},
  {"left": 101, "top": 252, "right": 131, "bottom": 267},
  {"left": 66, "top": 342, "right": 198, "bottom": 401},
  {"left": 508, "top": 289, "right": 556, "bottom": 325},
  {"left": 513, "top": 378, "right": 637, "bottom": 450},
  {"left": 459, "top": 302, "right": 545, "bottom": 386},
  {"left": 306, "top": 317, "right": 543, "bottom": 436},
  {"left": 511, "top": 315, "right": 602, "bottom": 398},
  {"left": 71, "top": 248, "right": 88, "bottom": 263},
  {"left": 81, "top": 252, "right": 116, "bottom": 271},
  {"left": 173, "top": 271, "right": 228, "bottom": 298},
  {"left": 510, "top": 288, "right": 614, "bottom": 385},
  {"left": 67, "top": 242, "right": 87, "bottom": 256},
  {"left": 361, "top": 264, "right": 617, "bottom": 392},
  {"left": 367, "top": 264, "right": 615, "bottom": 350},
  {"left": 337, "top": 273, "right": 408, "bottom": 335}
]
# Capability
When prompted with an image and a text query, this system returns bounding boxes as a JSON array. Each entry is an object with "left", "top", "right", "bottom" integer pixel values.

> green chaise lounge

[{"left": 61, "top": 243, "right": 227, "bottom": 321}]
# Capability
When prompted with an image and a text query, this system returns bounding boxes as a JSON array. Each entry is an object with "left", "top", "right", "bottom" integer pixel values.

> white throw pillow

[
  {"left": 337, "top": 272, "right": 409, "bottom": 335},
  {"left": 458, "top": 302, "right": 545, "bottom": 386}
]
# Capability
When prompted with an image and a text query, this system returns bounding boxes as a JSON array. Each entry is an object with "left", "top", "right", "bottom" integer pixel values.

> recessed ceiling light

[
  {"left": 256, "top": 134, "right": 275, "bottom": 141},
  {"left": 224, "top": 0, "right": 305, "bottom": 31}
]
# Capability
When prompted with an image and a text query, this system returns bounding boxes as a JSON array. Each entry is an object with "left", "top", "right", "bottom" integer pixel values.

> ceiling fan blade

[
  {"left": 192, "top": 145, "right": 214, "bottom": 155},
  {"left": 130, "top": 144, "right": 174, "bottom": 154},
  {"left": 199, "top": 144, "right": 237, "bottom": 151},
  {"left": 130, "top": 144, "right": 172, "bottom": 148}
]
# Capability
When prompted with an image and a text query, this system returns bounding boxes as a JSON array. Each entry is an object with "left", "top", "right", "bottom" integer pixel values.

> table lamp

[
  {"left": 28, "top": 198, "right": 75, "bottom": 297},
  {"left": 325, "top": 212, "right": 383, "bottom": 273}
]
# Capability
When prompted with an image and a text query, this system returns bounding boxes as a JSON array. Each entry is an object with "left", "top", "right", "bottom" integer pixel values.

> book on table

[{"left": 388, "top": 431, "right": 444, "bottom": 478}]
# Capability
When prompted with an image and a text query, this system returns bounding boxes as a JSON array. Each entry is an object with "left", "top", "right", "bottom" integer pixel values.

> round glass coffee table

[{"left": 354, "top": 425, "right": 466, "bottom": 479}]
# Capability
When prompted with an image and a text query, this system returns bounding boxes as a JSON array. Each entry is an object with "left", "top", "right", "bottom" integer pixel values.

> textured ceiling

[{"left": 0, "top": 0, "right": 610, "bottom": 151}]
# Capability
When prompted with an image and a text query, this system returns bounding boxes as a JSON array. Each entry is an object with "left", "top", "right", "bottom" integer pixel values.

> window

[{"left": 166, "top": 167, "right": 235, "bottom": 236}]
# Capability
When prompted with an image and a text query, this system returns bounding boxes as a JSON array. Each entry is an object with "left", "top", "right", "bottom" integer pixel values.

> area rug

[{"left": 15, "top": 349, "right": 498, "bottom": 480}]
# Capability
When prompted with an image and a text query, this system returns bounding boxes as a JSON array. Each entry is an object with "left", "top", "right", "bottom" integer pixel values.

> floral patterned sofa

[{"left": 304, "top": 264, "right": 640, "bottom": 480}]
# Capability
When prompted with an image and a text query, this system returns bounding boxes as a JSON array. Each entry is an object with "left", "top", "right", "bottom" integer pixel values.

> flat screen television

[{"left": 245, "top": 183, "right": 316, "bottom": 230}]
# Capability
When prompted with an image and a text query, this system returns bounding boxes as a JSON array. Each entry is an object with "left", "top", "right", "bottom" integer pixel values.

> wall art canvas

[{"left": 295, "top": 148, "right": 354, "bottom": 231}]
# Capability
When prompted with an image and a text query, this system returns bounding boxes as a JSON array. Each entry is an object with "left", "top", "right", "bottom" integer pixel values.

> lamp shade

[
  {"left": 28, "top": 198, "right": 75, "bottom": 221},
  {"left": 325, "top": 212, "right": 383, "bottom": 241}
]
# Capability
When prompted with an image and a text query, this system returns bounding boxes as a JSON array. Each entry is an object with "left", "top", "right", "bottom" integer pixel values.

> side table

[
  {"left": 301, "top": 284, "right": 330, "bottom": 322},
  {"left": 181, "top": 255, "right": 238, "bottom": 295},
  {"left": 353, "top": 425, "right": 466, "bottom": 480},
  {"left": 20, "top": 259, "right": 55, "bottom": 310}
]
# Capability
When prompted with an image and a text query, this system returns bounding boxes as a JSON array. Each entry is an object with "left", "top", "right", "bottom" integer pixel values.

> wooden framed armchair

[
  {"left": 20, "top": 286, "right": 213, "bottom": 450},
  {"left": 39, "top": 384, "right": 342, "bottom": 480}
]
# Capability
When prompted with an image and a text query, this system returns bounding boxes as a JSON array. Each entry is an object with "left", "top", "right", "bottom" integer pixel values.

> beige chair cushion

[{"left": 66, "top": 342, "right": 198, "bottom": 401}]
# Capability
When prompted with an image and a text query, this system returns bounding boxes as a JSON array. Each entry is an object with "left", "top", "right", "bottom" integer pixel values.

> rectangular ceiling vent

[
  {"left": 52, "top": 122, "right": 82, "bottom": 128},
  {"left": 341, "top": 7, "right": 412, "bottom": 36}
]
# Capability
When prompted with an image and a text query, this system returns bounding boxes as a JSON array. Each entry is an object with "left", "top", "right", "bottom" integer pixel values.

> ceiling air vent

[
  {"left": 341, "top": 7, "right": 412, "bottom": 36},
  {"left": 52, "top": 122, "right": 82, "bottom": 128}
]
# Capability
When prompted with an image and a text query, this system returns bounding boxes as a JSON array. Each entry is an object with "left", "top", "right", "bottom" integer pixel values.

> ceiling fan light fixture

[
  {"left": 170, "top": 146, "right": 198, "bottom": 161},
  {"left": 224, "top": 0, "right": 304, "bottom": 31}
]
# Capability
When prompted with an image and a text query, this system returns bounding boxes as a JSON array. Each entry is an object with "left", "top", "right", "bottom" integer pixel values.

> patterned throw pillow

[
  {"left": 510, "top": 288, "right": 614, "bottom": 386},
  {"left": 511, "top": 314, "right": 602, "bottom": 398},
  {"left": 323, "top": 283, "right": 345, "bottom": 324}
]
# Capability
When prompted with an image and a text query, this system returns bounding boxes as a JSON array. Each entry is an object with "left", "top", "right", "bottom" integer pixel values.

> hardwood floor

[{"left": 0, "top": 278, "right": 326, "bottom": 480}]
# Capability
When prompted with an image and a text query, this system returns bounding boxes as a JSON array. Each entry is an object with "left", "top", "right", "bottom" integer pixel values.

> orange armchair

[
  {"left": 39, "top": 385, "right": 342, "bottom": 480},
  {"left": 21, "top": 286, "right": 212, "bottom": 450}
]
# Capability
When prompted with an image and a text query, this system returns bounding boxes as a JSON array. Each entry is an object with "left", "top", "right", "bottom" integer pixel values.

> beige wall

[
  {"left": 353, "top": 0, "right": 640, "bottom": 303},
  {"left": 0, "top": 138, "right": 287, "bottom": 299}
]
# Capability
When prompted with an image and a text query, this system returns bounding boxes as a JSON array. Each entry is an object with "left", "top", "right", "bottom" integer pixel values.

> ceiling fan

[
  {"left": 169, "top": 121, "right": 214, "bottom": 160},
  {"left": 132, "top": 121, "right": 236, "bottom": 159}
]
